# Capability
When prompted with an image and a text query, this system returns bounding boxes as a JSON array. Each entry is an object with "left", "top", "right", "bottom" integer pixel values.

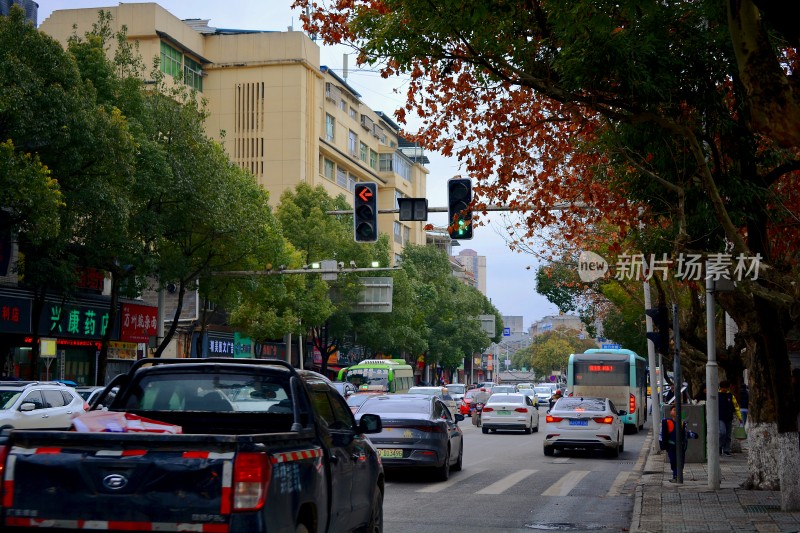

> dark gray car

[{"left": 355, "top": 393, "right": 465, "bottom": 481}]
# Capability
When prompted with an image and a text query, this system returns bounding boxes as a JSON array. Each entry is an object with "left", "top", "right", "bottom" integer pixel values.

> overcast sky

[{"left": 35, "top": 0, "right": 561, "bottom": 328}]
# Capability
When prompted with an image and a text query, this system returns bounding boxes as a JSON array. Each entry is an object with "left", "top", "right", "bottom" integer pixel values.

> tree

[{"left": 298, "top": 0, "right": 800, "bottom": 505}]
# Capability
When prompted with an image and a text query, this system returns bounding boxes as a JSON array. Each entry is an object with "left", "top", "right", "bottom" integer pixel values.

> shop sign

[
  {"left": 76, "top": 267, "right": 105, "bottom": 293},
  {"left": 0, "top": 295, "right": 31, "bottom": 333},
  {"left": 120, "top": 303, "right": 158, "bottom": 343},
  {"left": 109, "top": 341, "right": 138, "bottom": 360},
  {"left": 207, "top": 331, "right": 236, "bottom": 356},
  {"left": 233, "top": 332, "right": 252, "bottom": 358},
  {"left": 39, "top": 302, "right": 117, "bottom": 340},
  {"left": 256, "top": 342, "right": 284, "bottom": 359}
]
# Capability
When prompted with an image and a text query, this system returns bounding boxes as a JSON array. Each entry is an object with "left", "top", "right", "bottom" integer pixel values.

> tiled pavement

[{"left": 630, "top": 437, "right": 800, "bottom": 533}]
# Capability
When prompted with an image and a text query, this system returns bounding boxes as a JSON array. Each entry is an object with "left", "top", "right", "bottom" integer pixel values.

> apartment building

[
  {"left": 454, "top": 248, "right": 487, "bottom": 295},
  {"left": 40, "top": 2, "right": 429, "bottom": 263}
]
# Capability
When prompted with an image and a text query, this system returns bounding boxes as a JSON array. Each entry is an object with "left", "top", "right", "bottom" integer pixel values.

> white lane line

[
  {"left": 606, "top": 471, "right": 631, "bottom": 497},
  {"left": 416, "top": 467, "right": 487, "bottom": 493},
  {"left": 541, "top": 470, "right": 590, "bottom": 496},
  {"left": 475, "top": 469, "right": 537, "bottom": 495}
]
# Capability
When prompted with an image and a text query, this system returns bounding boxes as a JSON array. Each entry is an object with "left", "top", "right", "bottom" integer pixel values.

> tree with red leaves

[{"left": 295, "top": 0, "right": 800, "bottom": 506}]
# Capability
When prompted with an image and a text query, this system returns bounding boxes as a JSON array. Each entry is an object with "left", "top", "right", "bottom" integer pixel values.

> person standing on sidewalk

[
  {"left": 659, "top": 406, "right": 698, "bottom": 482},
  {"left": 719, "top": 380, "right": 742, "bottom": 456}
]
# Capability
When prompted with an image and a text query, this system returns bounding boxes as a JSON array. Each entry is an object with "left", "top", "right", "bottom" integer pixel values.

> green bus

[
  {"left": 336, "top": 359, "right": 415, "bottom": 393},
  {"left": 567, "top": 348, "right": 647, "bottom": 433}
]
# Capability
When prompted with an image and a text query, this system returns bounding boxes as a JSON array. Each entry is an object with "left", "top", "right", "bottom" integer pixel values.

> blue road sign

[
  {"left": 503, "top": 327, "right": 511, "bottom": 336},
  {"left": 602, "top": 343, "right": 621, "bottom": 349}
]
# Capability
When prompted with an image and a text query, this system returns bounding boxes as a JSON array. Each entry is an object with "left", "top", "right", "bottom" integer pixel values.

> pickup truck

[{"left": 0, "top": 358, "right": 385, "bottom": 533}]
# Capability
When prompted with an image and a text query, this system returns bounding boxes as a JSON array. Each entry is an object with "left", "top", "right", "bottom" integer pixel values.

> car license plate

[
  {"left": 378, "top": 448, "right": 403, "bottom": 458},
  {"left": 569, "top": 419, "right": 588, "bottom": 426},
  {"left": 497, "top": 410, "right": 512, "bottom": 416}
]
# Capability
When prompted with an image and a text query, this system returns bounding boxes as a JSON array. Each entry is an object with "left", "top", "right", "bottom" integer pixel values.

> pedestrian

[
  {"left": 694, "top": 382, "right": 707, "bottom": 403},
  {"left": 739, "top": 384, "right": 749, "bottom": 426},
  {"left": 659, "top": 405, "right": 698, "bottom": 482},
  {"left": 718, "top": 380, "right": 742, "bottom": 456},
  {"left": 548, "top": 389, "right": 563, "bottom": 410}
]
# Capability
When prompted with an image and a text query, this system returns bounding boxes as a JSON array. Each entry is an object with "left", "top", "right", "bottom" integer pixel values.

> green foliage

[{"left": 514, "top": 328, "right": 598, "bottom": 378}]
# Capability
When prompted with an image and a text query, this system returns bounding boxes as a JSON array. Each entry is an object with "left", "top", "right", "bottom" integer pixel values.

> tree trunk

[{"left": 744, "top": 294, "right": 800, "bottom": 510}]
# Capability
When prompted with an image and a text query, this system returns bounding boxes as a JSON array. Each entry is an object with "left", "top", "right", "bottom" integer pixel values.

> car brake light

[
  {"left": 83, "top": 402, "right": 91, "bottom": 411},
  {"left": 411, "top": 424, "right": 445, "bottom": 433},
  {"left": 629, "top": 393, "right": 635, "bottom": 414},
  {"left": 514, "top": 408, "right": 527, "bottom": 413},
  {"left": 232, "top": 452, "right": 271, "bottom": 511},
  {"left": 593, "top": 416, "right": 614, "bottom": 424},
  {"left": 482, "top": 407, "right": 494, "bottom": 412},
  {"left": 546, "top": 415, "right": 562, "bottom": 423}
]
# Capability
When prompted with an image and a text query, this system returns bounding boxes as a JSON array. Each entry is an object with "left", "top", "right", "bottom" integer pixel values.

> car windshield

[
  {"left": 554, "top": 397, "right": 607, "bottom": 412},
  {"left": 0, "top": 390, "right": 21, "bottom": 409},
  {"left": 534, "top": 387, "right": 551, "bottom": 394},
  {"left": 446, "top": 384, "right": 465, "bottom": 394},
  {"left": 360, "top": 398, "right": 431, "bottom": 414},
  {"left": 487, "top": 394, "right": 523, "bottom": 405},
  {"left": 493, "top": 386, "right": 516, "bottom": 393}
]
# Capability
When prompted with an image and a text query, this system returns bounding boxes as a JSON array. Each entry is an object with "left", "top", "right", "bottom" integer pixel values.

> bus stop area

[{"left": 630, "top": 434, "right": 799, "bottom": 533}]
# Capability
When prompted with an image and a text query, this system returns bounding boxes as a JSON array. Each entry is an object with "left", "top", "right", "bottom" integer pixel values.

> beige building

[
  {"left": 40, "top": 2, "right": 429, "bottom": 262},
  {"left": 453, "top": 249, "right": 487, "bottom": 295}
]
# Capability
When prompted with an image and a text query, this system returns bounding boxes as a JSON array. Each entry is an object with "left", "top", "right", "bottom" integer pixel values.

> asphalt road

[{"left": 382, "top": 411, "right": 651, "bottom": 533}]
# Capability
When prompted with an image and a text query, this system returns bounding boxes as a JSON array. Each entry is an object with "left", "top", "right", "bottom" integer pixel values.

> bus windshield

[
  {"left": 342, "top": 368, "right": 390, "bottom": 391},
  {"left": 572, "top": 361, "right": 630, "bottom": 386}
]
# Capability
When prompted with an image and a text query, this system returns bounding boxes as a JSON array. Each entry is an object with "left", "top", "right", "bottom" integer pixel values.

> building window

[
  {"left": 325, "top": 114, "right": 335, "bottom": 142},
  {"left": 336, "top": 166, "right": 348, "bottom": 188},
  {"left": 160, "top": 42, "right": 182, "bottom": 78},
  {"left": 359, "top": 142, "right": 368, "bottom": 163},
  {"left": 394, "top": 221, "right": 403, "bottom": 244},
  {"left": 323, "top": 158, "right": 335, "bottom": 180},
  {"left": 349, "top": 131, "right": 358, "bottom": 156},
  {"left": 369, "top": 149, "right": 378, "bottom": 170},
  {"left": 348, "top": 175, "right": 356, "bottom": 192},
  {"left": 379, "top": 153, "right": 393, "bottom": 172},
  {"left": 339, "top": 99, "right": 347, "bottom": 112},
  {"left": 403, "top": 225, "right": 410, "bottom": 244},
  {"left": 394, "top": 153, "right": 411, "bottom": 182},
  {"left": 184, "top": 56, "right": 203, "bottom": 92},
  {"left": 350, "top": 107, "right": 358, "bottom": 120}
]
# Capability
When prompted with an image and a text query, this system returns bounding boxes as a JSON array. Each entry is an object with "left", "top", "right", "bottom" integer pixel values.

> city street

[{"left": 383, "top": 411, "right": 651, "bottom": 532}]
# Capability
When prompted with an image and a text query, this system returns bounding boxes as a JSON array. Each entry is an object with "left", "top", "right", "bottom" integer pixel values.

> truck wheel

[
  {"left": 434, "top": 448, "right": 450, "bottom": 481},
  {"left": 367, "top": 486, "right": 383, "bottom": 533}
]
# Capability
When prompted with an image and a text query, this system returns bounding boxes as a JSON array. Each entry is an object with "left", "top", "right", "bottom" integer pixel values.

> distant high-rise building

[
  {"left": 453, "top": 248, "right": 486, "bottom": 295},
  {"left": 1, "top": 0, "right": 37, "bottom": 23}
]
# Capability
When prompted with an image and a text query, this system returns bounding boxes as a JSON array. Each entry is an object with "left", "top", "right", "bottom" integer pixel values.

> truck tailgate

[{"left": 2, "top": 431, "right": 267, "bottom": 531}]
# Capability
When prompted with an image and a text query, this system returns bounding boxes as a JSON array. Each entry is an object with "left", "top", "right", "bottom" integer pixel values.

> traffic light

[
  {"left": 353, "top": 182, "right": 378, "bottom": 242},
  {"left": 645, "top": 305, "right": 670, "bottom": 355},
  {"left": 447, "top": 178, "right": 473, "bottom": 239}
]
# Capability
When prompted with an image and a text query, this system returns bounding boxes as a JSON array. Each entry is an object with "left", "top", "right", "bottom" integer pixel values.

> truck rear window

[{"left": 119, "top": 373, "right": 293, "bottom": 413}]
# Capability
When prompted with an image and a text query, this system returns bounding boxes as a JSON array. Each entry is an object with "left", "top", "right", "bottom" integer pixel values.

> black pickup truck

[{"left": 0, "top": 358, "right": 385, "bottom": 533}]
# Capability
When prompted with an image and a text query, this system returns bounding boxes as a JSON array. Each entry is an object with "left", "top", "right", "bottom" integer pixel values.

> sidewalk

[{"left": 630, "top": 436, "right": 800, "bottom": 533}]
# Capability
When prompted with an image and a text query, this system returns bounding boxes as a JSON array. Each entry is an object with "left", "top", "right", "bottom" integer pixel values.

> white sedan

[
  {"left": 543, "top": 397, "right": 625, "bottom": 458},
  {"left": 480, "top": 393, "right": 539, "bottom": 434}
]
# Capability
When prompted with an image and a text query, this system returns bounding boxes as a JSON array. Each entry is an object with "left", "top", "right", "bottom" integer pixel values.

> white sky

[{"left": 35, "top": 0, "right": 561, "bottom": 328}]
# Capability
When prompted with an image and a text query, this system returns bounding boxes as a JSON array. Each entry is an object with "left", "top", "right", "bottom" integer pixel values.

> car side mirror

[
  {"left": 358, "top": 413, "right": 382, "bottom": 434},
  {"left": 19, "top": 403, "right": 36, "bottom": 412},
  {"left": 618, "top": 410, "right": 627, "bottom": 416},
  {"left": 455, "top": 413, "right": 465, "bottom": 423}
]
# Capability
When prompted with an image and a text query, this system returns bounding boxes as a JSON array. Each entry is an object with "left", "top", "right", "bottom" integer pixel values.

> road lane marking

[
  {"left": 476, "top": 469, "right": 537, "bottom": 495},
  {"left": 606, "top": 471, "right": 631, "bottom": 497},
  {"left": 542, "top": 470, "right": 590, "bottom": 496},
  {"left": 416, "top": 467, "right": 487, "bottom": 493}
]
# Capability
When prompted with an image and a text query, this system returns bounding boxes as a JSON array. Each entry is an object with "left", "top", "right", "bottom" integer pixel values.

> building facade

[
  {"left": 40, "top": 2, "right": 429, "bottom": 263},
  {"left": 453, "top": 248, "right": 487, "bottom": 295}
]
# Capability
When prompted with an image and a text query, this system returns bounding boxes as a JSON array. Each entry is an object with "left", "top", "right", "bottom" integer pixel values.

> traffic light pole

[
  {"left": 673, "top": 303, "right": 683, "bottom": 484},
  {"left": 643, "top": 281, "right": 660, "bottom": 455}
]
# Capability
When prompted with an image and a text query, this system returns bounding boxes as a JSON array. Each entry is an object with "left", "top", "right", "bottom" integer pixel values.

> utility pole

[{"left": 706, "top": 277, "right": 721, "bottom": 488}]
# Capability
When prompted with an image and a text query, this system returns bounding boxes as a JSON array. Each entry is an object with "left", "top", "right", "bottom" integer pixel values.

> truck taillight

[
  {"left": 232, "top": 452, "right": 271, "bottom": 511},
  {"left": 629, "top": 393, "right": 635, "bottom": 414},
  {"left": 0, "top": 445, "right": 9, "bottom": 508}
]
